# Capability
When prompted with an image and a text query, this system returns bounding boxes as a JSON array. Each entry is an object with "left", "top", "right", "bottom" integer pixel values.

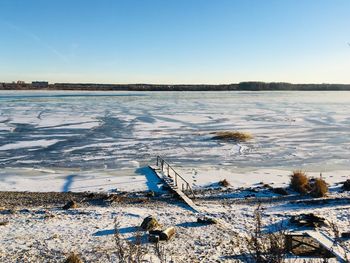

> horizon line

[{"left": 3, "top": 81, "right": 350, "bottom": 86}]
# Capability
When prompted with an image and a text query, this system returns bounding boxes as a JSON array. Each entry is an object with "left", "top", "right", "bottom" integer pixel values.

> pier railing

[{"left": 156, "top": 156, "right": 195, "bottom": 199}]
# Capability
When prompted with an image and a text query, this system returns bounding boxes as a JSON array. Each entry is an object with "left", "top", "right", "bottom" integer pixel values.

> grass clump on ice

[{"left": 211, "top": 131, "right": 253, "bottom": 142}]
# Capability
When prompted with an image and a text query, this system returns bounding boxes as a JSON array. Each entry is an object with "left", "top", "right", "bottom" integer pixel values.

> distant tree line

[
  {"left": 237, "top": 82, "right": 350, "bottom": 91},
  {"left": 1, "top": 81, "right": 350, "bottom": 91}
]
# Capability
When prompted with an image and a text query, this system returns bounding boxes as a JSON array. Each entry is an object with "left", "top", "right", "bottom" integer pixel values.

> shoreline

[
  {"left": 2, "top": 81, "right": 350, "bottom": 91},
  {"left": 1, "top": 166, "right": 348, "bottom": 193}
]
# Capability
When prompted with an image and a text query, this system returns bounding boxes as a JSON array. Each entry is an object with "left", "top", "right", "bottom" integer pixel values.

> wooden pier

[{"left": 149, "top": 156, "right": 200, "bottom": 213}]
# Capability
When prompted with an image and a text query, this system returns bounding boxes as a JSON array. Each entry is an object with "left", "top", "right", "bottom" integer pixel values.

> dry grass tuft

[
  {"left": 310, "top": 177, "right": 328, "bottom": 197},
  {"left": 290, "top": 171, "right": 329, "bottom": 197},
  {"left": 232, "top": 204, "right": 287, "bottom": 262},
  {"left": 290, "top": 170, "right": 310, "bottom": 194},
  {"left": 219, "top": 179, "right": 230, "bottom": 187},
  {"left": 114, "top": 219, "right": 149, "bottom": 262},
  {"left": 65, "top": 252, "right": 83, "bottom": 263},
  {"left": 211, "top": 131, "right": 253, "bottom": 142}
]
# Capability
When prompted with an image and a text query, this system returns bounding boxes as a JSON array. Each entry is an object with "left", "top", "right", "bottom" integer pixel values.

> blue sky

[{"left": 0, "top": 0, "right": 349, "bottom": 84}]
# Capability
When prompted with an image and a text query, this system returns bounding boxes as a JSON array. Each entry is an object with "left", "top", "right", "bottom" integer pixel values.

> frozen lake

[{"left": 1, "top": 90, "right": 350, "bottom": 171}]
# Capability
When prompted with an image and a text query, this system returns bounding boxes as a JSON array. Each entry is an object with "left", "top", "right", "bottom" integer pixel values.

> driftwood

[
  {"left": 149, "top": 227, "right": 176, "bottom": 242},
  {"left": 160, "top": 227, "right": 175, "bottom": 240},
  {"left": 290, "top": 213, "right": 327, "bottom": 228}
]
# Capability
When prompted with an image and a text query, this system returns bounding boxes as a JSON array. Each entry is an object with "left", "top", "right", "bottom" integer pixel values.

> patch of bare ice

[{"left": 0, "top": 139, "right": 61, "bottom": 151}]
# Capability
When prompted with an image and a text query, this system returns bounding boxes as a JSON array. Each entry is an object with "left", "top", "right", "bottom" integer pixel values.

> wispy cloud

[{"left": 3, "top": 21, "right": 69, "bottom": 63}]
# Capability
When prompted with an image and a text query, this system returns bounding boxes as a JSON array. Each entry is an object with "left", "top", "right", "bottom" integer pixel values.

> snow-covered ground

[{"left": 1, "top": 192, "right": 349, "bottom": 262}]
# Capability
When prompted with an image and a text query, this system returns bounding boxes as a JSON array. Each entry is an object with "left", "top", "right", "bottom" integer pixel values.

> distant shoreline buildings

[{"left": 32, "top": 81, "right": 49, "bottom": 88}]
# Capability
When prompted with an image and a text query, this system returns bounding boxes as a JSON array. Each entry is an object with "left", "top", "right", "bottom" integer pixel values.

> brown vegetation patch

[
  {"left": 290, "top": 170, "right": 310, "bottom": 194},
  {"left": 290, "top": 171, "right": 328, "bottom": 197},
  {"left": 310, "top": 178, "right": 328, "bottom": 197},
  {"left": 65, "top": 252, "right": 83, "bottom": 263},
  {"left": 219, "top": 179, "right": 230, "bottom": 187},
  {"left": 211, "top": 131, "right": 253, "bottom": 142}
]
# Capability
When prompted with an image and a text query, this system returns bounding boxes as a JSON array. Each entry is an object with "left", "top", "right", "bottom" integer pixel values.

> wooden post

[{"left": 175, "top": 173, "right": 178, "bottom": 186}]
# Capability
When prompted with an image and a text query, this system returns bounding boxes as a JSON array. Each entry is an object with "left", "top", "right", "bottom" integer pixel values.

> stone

[
  {"left": 140, "top": 216, "right": 160, "bottom": 231},
  {"left": 63, "top": 200, "right": 78, "bottom": 210},
  {"left": 197, "top": 216, "right": 218, "bottom": 225}
]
